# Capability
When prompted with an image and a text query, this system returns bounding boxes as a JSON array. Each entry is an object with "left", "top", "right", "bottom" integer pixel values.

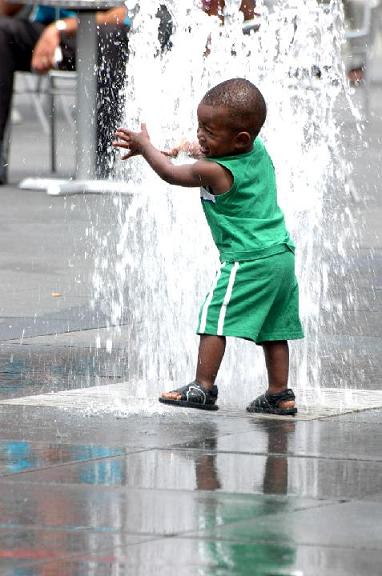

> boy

[{"left": 113, "top": 78, "right": 304, "bottom": 415}]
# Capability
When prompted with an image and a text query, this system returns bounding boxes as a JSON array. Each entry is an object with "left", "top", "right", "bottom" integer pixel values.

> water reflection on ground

[
  {"left": 0, "top": 404, "right": 380, "bottom": 575},
  {"left": 0, "top": 344, "right": 128, "bottom": 400},
  {"left": 0, "top": 419, "right": 299, "bottom": 576}
]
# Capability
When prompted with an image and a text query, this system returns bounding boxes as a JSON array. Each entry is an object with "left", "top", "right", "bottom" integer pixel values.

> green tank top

[{"left": 200, "top": 138, "right": 294, "bottom": 262}]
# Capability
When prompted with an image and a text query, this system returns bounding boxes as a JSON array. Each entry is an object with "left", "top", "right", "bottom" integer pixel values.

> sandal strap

[
  {"left": 266, "top": 388, "right": 295, "bottom": 404},
  {"left": 169, "top": 381, "right": 218, "bottom": 405},
  {"left": 254, "top": 388, "right": 295, "bottom": 410}
]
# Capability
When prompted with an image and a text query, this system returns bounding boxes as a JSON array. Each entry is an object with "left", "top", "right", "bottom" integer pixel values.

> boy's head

[{"left": 197, "top": 78, "right": 266, "bottom": 158}]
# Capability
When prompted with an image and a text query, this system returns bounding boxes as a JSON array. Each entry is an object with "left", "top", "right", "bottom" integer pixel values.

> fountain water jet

[{"left": 91, "top": 0, "right": 370, "bottom": 411}]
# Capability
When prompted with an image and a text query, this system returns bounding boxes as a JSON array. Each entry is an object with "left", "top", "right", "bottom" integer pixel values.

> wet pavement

[
  {"left": 0, "top": 406, "right": 381, "bottom": 574},
  {"left": 0, "top": 82, "right": 381, "bottom": 574}
]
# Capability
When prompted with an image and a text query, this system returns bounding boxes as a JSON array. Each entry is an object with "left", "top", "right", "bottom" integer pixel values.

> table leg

[
  {"left": 76, "top": 10, "right": 97, "bottom": 180},
  {"left": 19, "top": 6, "right": 131, "bottom": 196}
]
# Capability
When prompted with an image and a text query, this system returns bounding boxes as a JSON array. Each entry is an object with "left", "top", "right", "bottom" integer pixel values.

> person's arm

[
  {"left": 240, "top": 0, "right": 256, "bottom": 21},
  {"left": 0, "top": 1, "right": 23, "bottom": 16},
  {"left": 113, "top": 124, "right": 233, "bottom": 194},
  {"left": 201, "top": 0, "right": 256, "bottom": 21},
  {"left": 96, "top": 6, "right": 127, "bottom": 26},
  {"left": 163, "top": 140, "right": 204, "bottom": 159},
  {"left": 32, "top": 6, "right": 128, "bottom": 73}
]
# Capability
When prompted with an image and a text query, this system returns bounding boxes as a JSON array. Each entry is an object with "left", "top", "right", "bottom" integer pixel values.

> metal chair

[
  {"left": 47, "top": 70, "right": 77, "bottom": 173},
  {"left": 11, "top": 70, "right": 77, "bottom": 174},
  {"left": 344, "top": 0, "right": 378, "bottom": 116},
  {"left": 13, "top": 72, "right": 50, "bottom": 134}
]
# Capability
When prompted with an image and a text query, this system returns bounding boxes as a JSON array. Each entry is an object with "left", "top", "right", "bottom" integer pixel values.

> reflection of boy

[{"left": 113, "top": 78, "right": 304, "bottom": 415}]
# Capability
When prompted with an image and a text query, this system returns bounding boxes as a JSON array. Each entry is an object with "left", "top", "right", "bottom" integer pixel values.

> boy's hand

[
  {"left": 162, "top": 140, "right": 203, "bottom": 159},
  {"left": 113, "top": 123, "right": 150, "bottom": 160}
]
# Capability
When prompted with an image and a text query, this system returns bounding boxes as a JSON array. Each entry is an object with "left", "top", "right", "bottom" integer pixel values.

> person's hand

[
  {"left": 113, "top": 123, "right": 151, "bottom": 160},
  {"left": 31, "top": 24, "right": 60, "bottom": 72},
  {"left": 163, "top": 140, "right": 203, "bottom": 158}
]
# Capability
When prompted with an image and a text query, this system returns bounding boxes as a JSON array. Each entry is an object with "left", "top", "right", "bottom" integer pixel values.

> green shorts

[{"left": 196, "top": 249, "right": 304, "bottom": 343}]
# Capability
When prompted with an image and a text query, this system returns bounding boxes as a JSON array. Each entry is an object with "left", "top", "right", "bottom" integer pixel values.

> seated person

[
  {"left": 201, "top": 0, "right": 256, "bottom": 20},
  {"left": 343, "top": 0, "right": 381, "bottom": 84},
  {"left": 0, "top": 1, "right": 130, "bottom": 183}
]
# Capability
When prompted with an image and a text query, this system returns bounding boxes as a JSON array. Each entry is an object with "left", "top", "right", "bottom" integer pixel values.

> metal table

[{"left": 15, "top": 0, "right": 129, "bottom": 195}]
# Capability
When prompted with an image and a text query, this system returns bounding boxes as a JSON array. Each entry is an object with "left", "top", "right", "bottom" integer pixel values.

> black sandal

[
  {"left": 246, "top": 388, "right": 297, "bottom": 416},
  {"left": 159, "top": 381, "right": 219, "bottom": 411}
]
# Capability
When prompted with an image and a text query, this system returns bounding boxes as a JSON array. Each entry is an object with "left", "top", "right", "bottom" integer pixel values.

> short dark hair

[{"left": 201, "top": 78, "right": 267, "bottom": 139}]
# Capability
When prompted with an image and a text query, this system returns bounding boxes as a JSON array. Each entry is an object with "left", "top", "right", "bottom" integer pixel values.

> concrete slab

[
  {"left": 196, "top": 499, "right": 382, "bottom": 550},
  {"left": 7, "top": 448, "right": 382, "bottom": 501},
  {"left": 2, "top": 382, "right": 382, "bottom": 419}
]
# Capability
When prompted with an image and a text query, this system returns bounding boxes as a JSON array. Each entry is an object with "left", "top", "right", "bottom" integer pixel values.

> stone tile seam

[
  {"left": 0, "top": 480, "right": 367, "bottom": 510},
  {"left": 16, "top": 535, "right": 381, "bottom": 573},
  {"left": 0, "top": 447, "right": 151, "bottom": 479},
  {"left": 170, "top": 532, "right": 382, "bottom": 553},
  {"left": 0, "top": 522, "right": 174, "bottom": 539},
  {"left": 154, "top": 446, "right": 382, "bottom": 464},
  {"left": 160, "top": 502, "right": 352, "bottom": 540},
  {"left": 5, "top": 535, "right": 166, "bottom": 571}
]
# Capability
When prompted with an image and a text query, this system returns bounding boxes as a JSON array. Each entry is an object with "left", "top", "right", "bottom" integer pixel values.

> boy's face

[{"left": 197, "top": 103, "right": 239, "bottom": 157}]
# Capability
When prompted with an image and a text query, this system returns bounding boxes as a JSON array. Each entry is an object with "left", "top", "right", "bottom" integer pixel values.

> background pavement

[{"left": 0, "top": 73, "right": 381, "bottom": 573}]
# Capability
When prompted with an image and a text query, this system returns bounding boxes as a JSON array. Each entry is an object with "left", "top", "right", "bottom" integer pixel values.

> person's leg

[
  {"left": 156, "top": 4, "right": 173, "bottom": 52},
  {"left": 195, "top": 334, "right": 226, "bottom": 390},
  {"left": 262, "top": 340, "right": 289, "bottom": 393},
  {"left": 0, "top": 17, "right": 44, "bottom": 183},
  {"left": 262, "top": 340, "right": 295, "bottom": 410},
  {"left": 95, "top": 24, "right": 129, "bottom": 179},
  {"left": 58, "top": 25, "right": 129, "bottom": 179},
  {"left": 343, "top": 0, "right": 369, "bottom": 82},
  {"left": 160, "top": 335, "right": 225, "bottom": 401},
  {"left": 247, "top": 339, "right": 297, "bottom": 414}
]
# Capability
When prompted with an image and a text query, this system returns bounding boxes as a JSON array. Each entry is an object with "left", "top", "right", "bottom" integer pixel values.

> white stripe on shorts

[
  {"left": 217, "top": 261, "right": 240, "bottom": 335},
  {"left": 199, "top": 262, "right": 226, "bottom": 333}
]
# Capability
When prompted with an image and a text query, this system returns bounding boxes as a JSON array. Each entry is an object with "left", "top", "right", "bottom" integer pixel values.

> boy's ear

[{"left": 234, "top": 131, "right": 252, "bottom": 151}]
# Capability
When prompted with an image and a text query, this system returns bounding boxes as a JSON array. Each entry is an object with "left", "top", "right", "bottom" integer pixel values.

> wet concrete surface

[
  {"left": 0, "top": 406, "right": 381, "bottom": 574},
  {"left": 0, "top": 343, "right": 128, "bottom": 400},
  {"left": 0, "top": 84, "right": 381, "bottom": 574}
]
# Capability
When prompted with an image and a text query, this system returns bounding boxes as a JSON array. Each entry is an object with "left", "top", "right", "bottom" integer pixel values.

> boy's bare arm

[{"left": 113, "top": 125, "right": 232, "bottom": 194}]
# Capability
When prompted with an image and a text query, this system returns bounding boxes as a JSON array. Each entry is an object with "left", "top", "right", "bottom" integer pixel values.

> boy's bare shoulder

[{"left": 192, "top": 159, "right": 233, "bottom": 194}]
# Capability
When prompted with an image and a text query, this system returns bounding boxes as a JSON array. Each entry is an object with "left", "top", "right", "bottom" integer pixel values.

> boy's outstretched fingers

[
  {"left": 112, "top": 124, "right": 151, "bottom": 160},
  {"left": 112, "top": 128, "right": 137, "bottom": 160},
  {"left": 112, "top": 129, "right": 128, "bottom": 148}
]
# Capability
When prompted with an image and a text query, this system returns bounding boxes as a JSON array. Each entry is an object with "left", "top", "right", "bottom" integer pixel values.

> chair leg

[
  {"left": 25, "top": 75, "right": 49, "bottom": 134},
  {"left": 1, "top": 123, "right": 10, "bottom": 184},
  {"left": 49, "top": 77, "right": 56, "bottom": 173},
  {"left": 59, "top": 94, "right": 75, "bottom": 128}
]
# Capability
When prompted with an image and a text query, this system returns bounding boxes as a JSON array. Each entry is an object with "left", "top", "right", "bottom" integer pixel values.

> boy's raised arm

[{"left": 113, "top": 125, "right": 232, "bottom": 193}]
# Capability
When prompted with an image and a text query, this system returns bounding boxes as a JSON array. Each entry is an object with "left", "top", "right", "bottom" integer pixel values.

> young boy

[{"left": 113, "top": 77, "right": 304, "bottom": 416}]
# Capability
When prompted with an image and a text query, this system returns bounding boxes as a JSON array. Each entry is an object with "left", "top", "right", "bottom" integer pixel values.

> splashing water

[{"left": 92, "top": 0, "right": 363, "bottom": 407}]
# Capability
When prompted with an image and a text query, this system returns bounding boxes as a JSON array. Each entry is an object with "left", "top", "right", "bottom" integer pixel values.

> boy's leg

[
  {"left": 196, "top": 334, "right": 226, "bottom": 390},
  {"left": 262, "top": 340, "right": 289, "bottom": 392},
  {"left": 246, "top": 340, "right": 297, "bottom": 414},
  {"left": 262, "top": 340, "right": 295, "bottom": 410},
  {"left": 160, "top": 335, "right": 225, "bottom": 401}
]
